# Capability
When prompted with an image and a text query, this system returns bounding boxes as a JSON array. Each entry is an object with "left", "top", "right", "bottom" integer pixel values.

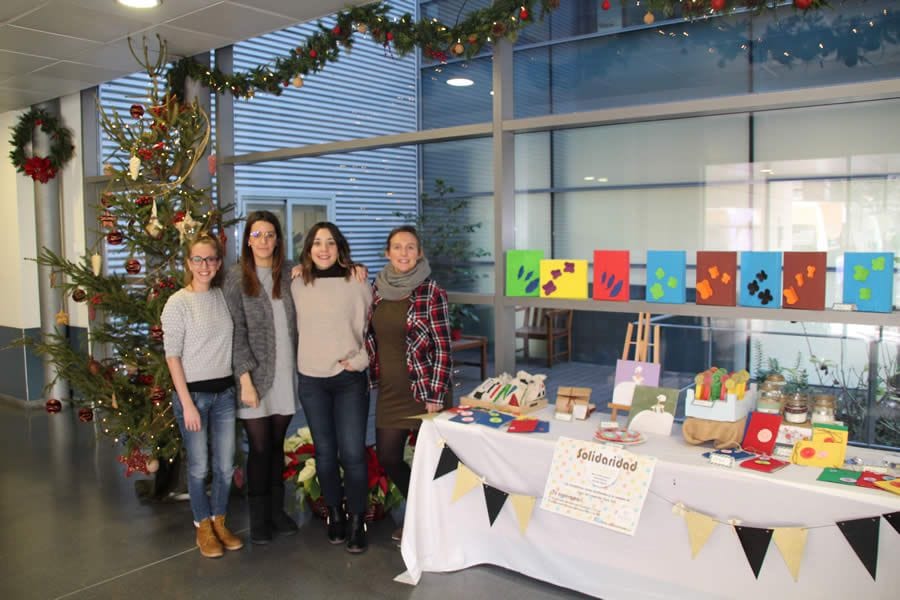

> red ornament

[
  {"left": 711, "top": 0, "right": 726, "bottom": 10},
  {"left": 23, "top": 156, "right": 57, "bottom": 183},
  {"left": 90, "top": 293, "right": 103, "bottom": 306},
  {"left": 125, "top": 259, "right": 142, "bottom": 275},
  {"left": 492, "top": 22, "right": 507, "bottom": 37},
  {"left": 332, "top": 25, "right": 342, "bottom": 35},
  {"left": 149, "top": 325, "right": 164, "bottom": 342},
  {"left": 519, "top": 7, "right": 529, "bottom": 20},
  {"left": 218, "top": 230, "right": 228, "bottom": 248},
  {"left": 106, "top": 231, "right": 124, "bottom": 245},
  {"left": 386, "top": 31, "right": 394, "bottom": 41},
  {"left": 99, "top": 211, "right": 116, "bottom": 229},
  {"left": 78, "top": 407, "right": 94, "bottom": 423},
  {"left": 794, "top": 0, "right": 812, "bottom": 8},
  {"left": 138, "top": 374, "right": 154, "bottom": 386},
  {"left": 150, "top": 386, "right": 167, "bottom": 404},
  {"left": 137, "top": 147, "right": 153, "bottom": 161},
  {"left": 152, "top": 141, "right": 165, "bottom": 152},
  {"left": 130, "top": 104, "right": 145, "bottom": 118},
  {"left": 72, "top": 288, "right": 87, "bottom": 302},
  {"left": 88, "top": 359, "right": 103, "bottom": 376},
  {"left": 601, "top": 0, "right": 611, "bottom": 10},
  {"left": 118, "top": 447, "right": 150, "bottom": 477},
  {"left": 136, "top": 195, "right": 153, "bottom": 207},
  {"left": 45, "top": 398, "right": 62, "bottom": 414},
  {"left": 309, "top": 49, "right": 318, "bottom": 58},
  {"left": 173, "top": 211, "right": 186, "bottom": 224}
]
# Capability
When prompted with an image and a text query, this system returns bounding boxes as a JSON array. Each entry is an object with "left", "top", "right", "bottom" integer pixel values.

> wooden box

[
  {"left": 684, "top": 385, "right": 757, "bottom": 422},
  {"left": 460, "top": 395, "right": 548, "bottom": 416}
]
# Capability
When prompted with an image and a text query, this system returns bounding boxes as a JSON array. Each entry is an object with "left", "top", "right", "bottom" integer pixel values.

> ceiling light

[
  {"left": 447, "top": 78, "right": 474, "bottom": 87},
  {"left": 116, "top": 0, "right": 162, "bottom": 8}
]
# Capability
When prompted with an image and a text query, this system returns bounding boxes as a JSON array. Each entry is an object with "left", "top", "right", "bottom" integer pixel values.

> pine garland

[
  {"left": 168, "top": 1, "right": 827, "bottom": 100},
  {"left": 8, "top": 108, "right": 75, "bottom": 183}
]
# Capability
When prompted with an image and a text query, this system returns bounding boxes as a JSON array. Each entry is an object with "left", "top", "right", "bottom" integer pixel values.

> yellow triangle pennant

[
  {"left": 772, "top": 527, "right": 808, "bottom": 582},
  {"left": 451, "top": 463, "right": 482, "bottom": 503},
  {"left": 509, "top": 494, "right": 537, "bottom": 535},
  {"left": 684, "top": 510, "right": 718, "bottom": 559}
]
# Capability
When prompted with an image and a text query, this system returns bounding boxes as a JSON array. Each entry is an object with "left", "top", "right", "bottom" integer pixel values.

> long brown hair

[
  {"left": 183, "top": 234, "right": 224, "bottom": 288},
  {"left": 300, "top": 221, "right": 353, "bottom": 285},
  {"left": 240, "top": 210, "right": 285, "bottom": 298}
]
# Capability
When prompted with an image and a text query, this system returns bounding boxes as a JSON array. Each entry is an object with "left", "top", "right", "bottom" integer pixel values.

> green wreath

[{"left": 8, "top": 108, "right": 75, "bottom": 183}]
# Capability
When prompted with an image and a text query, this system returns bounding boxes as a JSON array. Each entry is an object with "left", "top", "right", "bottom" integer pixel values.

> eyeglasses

[
  {"left": 189, "top": 256, "right": 221, "bottom": 266},
  {"left": 249, "top": 231, "right": 277, "bottom": 241}
]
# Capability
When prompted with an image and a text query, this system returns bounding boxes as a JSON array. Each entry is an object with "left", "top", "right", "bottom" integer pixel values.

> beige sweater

[{"left": 290, "top": 276, "right": 373, "bottom": 377}]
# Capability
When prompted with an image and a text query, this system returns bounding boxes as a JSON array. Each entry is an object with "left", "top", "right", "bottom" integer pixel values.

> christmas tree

[{"left": 25, "top": 39, "right": 231, "bottom": 479}]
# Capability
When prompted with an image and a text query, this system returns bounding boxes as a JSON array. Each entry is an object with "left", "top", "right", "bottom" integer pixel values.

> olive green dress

[{"left": 373, "top": 299, "right": 421, "bottom": 430}]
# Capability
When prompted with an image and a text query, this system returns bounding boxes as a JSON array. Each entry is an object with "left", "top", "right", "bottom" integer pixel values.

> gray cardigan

[{"left": 222, "top": 262, "right": 298, "bottom": 400}]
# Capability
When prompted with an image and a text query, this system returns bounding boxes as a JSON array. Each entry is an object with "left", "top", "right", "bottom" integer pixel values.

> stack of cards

[{"left": 507, "top": 418, "right": 550, "bottom": 434}]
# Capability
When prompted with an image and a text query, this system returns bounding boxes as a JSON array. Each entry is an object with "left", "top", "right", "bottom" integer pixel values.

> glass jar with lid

[
  {"left": 757, "top": 381, "right": 783, "bottom": 414},
  {"left": 810, "top": 394, "right": 836, "bottom": 424},
  {"left": 783, "top": 392, "right": 809, "bottom": 424}
]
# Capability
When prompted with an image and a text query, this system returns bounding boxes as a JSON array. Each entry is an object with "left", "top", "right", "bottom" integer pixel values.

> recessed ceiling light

[
  {"left": 584, "top": 176, "right": 595, "bottom": 181},
  {"left": 116, "top": 0, "right": 162, "bottom": 8},
  {"left": 447, "top": 78, "right": 474, "bottom": 87}
]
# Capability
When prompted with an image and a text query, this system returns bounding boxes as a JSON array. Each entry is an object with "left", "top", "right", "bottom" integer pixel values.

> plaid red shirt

[{"left": 365, "top": 279, "right": 452, "bottom": 408}]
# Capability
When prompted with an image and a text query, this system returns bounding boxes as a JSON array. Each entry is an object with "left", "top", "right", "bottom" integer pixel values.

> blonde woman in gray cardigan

[{"left": 223, "top": 211, "right": 300, "bottom": 544}]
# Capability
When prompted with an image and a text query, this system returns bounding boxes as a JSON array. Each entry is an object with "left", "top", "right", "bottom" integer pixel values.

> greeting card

[
  {"left": 506, "top": 250, "right": 543, "bottom": 297},
  {"left": 874, "top": 479, "right": 900, "bottom": 495},
  {"left": 817, "top": 467, "right": 861, "bottom": 486},
  {"left": 741, "top": 412, "right": 783, "bottom": 455},
  {"left": 449, "top": 409, "right": 515, "bottom": 429},
  {"left": 739, "top": 251, "right": 783, "bottom": 308},
  {"left": 645, "top": 250, "right": 686, "bottom": 304},
  {"left": 782, "top": 251, "right": 827, "bottom": 310},
  {"left": 593, "top": 250, "right": 630, "bottom": 301},
  {"left": 842, "top": 252, "right": 894, "bottom": 313},
  {"left": 740, "top": 457, "right": 789, "bottom": 473},
  {"left": 854, "top": 471, "right": 894, "bottom": 490},
  {"left": 627, "top": 385, "right": 678, "bottom": 436},
  {"left": 703, "top": 448, "right": 756, "bottom": 461},
  {"left": 507, "top": 418, "right": 550, "bottom": 434},
  {"left": 695, "top": 251, "right": 737, "bottom": 306}
]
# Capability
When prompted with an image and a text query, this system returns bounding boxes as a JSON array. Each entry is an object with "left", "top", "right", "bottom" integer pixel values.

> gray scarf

[{"left": 375, "top": 257, "right": 432, "bottom": 301}]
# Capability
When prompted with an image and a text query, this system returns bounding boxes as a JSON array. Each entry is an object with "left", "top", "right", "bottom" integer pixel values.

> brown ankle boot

[
  {"left": 196, "top": 518, "right": 224, "bottom": 558},
  {"left": 212, "top": 515, "right": 244, "bottom": 551}
]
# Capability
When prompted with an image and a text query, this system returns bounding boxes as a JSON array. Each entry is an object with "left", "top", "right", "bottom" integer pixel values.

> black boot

[
  {"left": 346, "top": 513, "right": 367, "bottom": 554},
  {"left": 249, "top": 495, "right": 272, "bottom": 545},
  {"left": 270, "top": 483, "right": 299, "bottom": 536},
  {"left": 326, "top": 506, "right": 346, "bottom": 544}
]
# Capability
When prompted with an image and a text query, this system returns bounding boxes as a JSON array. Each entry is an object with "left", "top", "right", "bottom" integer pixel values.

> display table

[{"left": 400, "top": 408, "right": 899, "bottom": 599}]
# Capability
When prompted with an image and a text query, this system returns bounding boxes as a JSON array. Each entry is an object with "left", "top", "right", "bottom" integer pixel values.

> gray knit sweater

[{"left": 222, "top": 262, "right": 298, "bottom": 399}]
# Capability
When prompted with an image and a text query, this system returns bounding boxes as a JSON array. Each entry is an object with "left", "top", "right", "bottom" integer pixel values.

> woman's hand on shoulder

[
  {"left": 351, "top": 263, "right": 368, "bottom": 282},
  {"left": 291, "top": 264, "right": 304, "bottom": 280}
]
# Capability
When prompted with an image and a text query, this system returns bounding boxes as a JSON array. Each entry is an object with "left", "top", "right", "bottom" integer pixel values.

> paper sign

[{"left": 541, "top": 437, "right": 657, "bottom": 536}]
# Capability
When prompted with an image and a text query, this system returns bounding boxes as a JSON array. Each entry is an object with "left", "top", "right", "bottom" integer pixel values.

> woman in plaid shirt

[{"left": 365, "top": 225, "right": 452, "bottom": 543}]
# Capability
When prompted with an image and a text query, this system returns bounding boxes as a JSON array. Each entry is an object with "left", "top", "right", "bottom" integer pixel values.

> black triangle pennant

[
  {"left": 837, "top": 517, "right": 880, "bottom": 581},
  {"left": 482, "top": 483, "right": 509, "bottom": 526},
  {"left": 433, "top": 445, "right": 460, "bottom": 480},
  {"left": 883, "top": 512, "right": 900, "bottom": 536},
  {"left": 733, "top": 525, "right": 773, "bottom": 579}
]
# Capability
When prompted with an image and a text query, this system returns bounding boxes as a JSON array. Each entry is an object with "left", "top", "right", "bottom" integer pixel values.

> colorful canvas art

[
  {"left": 506, "top": 250, "right": 543, "bottom": 297},
  {"left": 782, "top": 251, "right": 827, "bottom": 310},
  {"left": 842, "top": 252, "right": 894, "bottom": 313},
  {"left": 539, "top": 259, "right": 588, "bottom": 299},
  {"left": 614, "top": 360, "right": 661, "bottom": 387},
  {"left": 626, "top": 385, "right": 678, "bottom": 435},
  {"left": 695, "top": 251, "right": 737, "bottom": 306},
  {"left": 645, "top": 251, "right": 686, "bottom": 304},
  {"left": 739, "top": 252, "right": 783, "bottom": 308},
  {"left": 593, "top": 250, "right": 630, "bottom": 301}
]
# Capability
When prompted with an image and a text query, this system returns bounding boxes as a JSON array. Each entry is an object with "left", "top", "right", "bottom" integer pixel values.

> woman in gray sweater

[{"left": 223, "top": 211, "right": 299, "bottom": 544}]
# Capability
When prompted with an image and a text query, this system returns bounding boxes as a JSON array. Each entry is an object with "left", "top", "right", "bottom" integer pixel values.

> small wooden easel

[{"left": 608, "top": 312, "right": 660, "bottom": 421}]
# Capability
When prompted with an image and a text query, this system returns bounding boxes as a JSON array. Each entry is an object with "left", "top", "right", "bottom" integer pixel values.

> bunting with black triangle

[
  {"left": 433, "top": 445, "right": 460, "bottom": 480},
  {"left": 836, "top": 516, "right": 880, "bottom": 581},
  {"left": 483, "top": 483, "right": 509, "bottom": 526},
  {"left": 883, "top": 511, "right": 900, "bottom": 535},
  {"left": 734, "top": 525, "right": 773, "bottom": 579}
]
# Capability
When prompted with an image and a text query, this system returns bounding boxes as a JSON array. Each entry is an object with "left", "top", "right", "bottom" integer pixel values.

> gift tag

[{"left": 709, "top": 453, "right": 736, "bottom": 468}]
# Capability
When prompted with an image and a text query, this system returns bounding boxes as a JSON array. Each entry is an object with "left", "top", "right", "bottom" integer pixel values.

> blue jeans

[
  {"left": 172, "top": 388, "right": 237, "bottom": 523},
  {"left": 298, "top": 370, "right": 369, "bottom": 514}
]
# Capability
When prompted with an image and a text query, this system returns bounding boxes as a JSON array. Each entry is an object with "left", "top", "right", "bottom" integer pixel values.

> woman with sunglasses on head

[
  {"left": 162, "top": 233, "right": 243, "bottom": 558},
  {"left": 291, "top": 222, "right": 373, "bottom": 554},
  {"left": 364, "top": 225, "right": 452, "bottom": 545},
  {"left": 222, "top": 211, "right": 300, "bottom": 545}
]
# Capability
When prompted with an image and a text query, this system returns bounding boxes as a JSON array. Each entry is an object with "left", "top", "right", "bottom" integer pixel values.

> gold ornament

[
  {"left": 128, "top": 155, "right": 140, "bottom": 180},
  {"left": 102, "top": 163, "right": 114, "bottom": 176},
  {"left": 110, "top": 392, "right": 118, "bottom": 409},
  {"left": 174, "top": 210, "right": 199, "bottom": 241},
  {"left": 145, "top": 199, "right": 164, "bottom": 239},
  {"left": 293, "top": 76, "right": 304, "bottom": 88},
  {"left": 643, "top": 11, "right": 655, "bottom": 25},
  {"left": 357, "top": 23, "right": 368, "bottom": 34},
  {"left": 91, "top": 253, "right": 102, "bottom": 276},
  {"left": 451, "top": 42, "right": 465, "bottom": 56},
  {"left": 146, "top": 458, "right": 160, "bottom": 473},
  {"left": 55, "top": 310, "right": 69, "bottom": 326}
]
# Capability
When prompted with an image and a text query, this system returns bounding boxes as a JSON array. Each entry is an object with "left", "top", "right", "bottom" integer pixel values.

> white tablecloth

[{"left": 401, "top": 408, "right": 900, "bottom": 599}]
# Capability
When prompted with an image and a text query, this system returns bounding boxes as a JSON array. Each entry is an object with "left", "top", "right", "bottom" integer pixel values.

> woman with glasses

[
  {"left": 364, "top": 225, "right": 452, "bottom": 545},
  {"left": 291, "top": 222, "right": 373, "bottom": 554},
  {"left": 222, "top": 211, "right": 300, "bottom": 544},
  {"left": 162, "top": 233, "right": 243, "bottom": 558}
]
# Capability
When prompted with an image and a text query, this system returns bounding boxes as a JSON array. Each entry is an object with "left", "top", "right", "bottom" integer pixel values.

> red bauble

[
  {"left": 45, "top": 398, "right": 62, "bottom": 414},
  {"left": 138, "top": 374, "right": 154, "bottom": 386},
  {"left": 72, "top": 288, "right": 87, "bottom": 302},
  {"left": 333, "top": 25, "right": 342, "bottom": 35},
  {"left": 106, "top": 231, "right": 124, "bottom": 245},
  {"left": 519, "top": 7, "right": 529, "bottom": 20},
  {"left": 130, "top": 104, "right": 145, "bottom": 119},
  {"left": 125, "top": 259, "right": 142, "bottom": 275},
  {"left": 386, "top": 31, "right": 394, "bottom": 41},
  {"left": 150, "top": 386, "right": 167, "bottom": 404},
  {"left": 601, "top": 0, "right": 611, "bottom": 10},
  {"left": 149, "top": 325, "right": 164, "bottom": 342},
  {"left": 137, "top": 147, "right": 153, "bottom": 161},
  {"left": 794, "top": 0, "right": 812, "bottom": 8},
  {"left": 90, "top": 293, "right": 103, "bottom": 306},
  {"left": 78, "top": 407, "right": 94, "bottom": 423},
  {"left": 309, "top": 49, "right": 318, "bottom": 58},
  {"left": 135, "top": 195, "right": 152, "bottom": 207},
  {"left": 173, "top": 210, "right": 185, "bottom": 224},
  {"left": 88, "top": 359, "right": 103, "bottom": 376},
  {"left": 711, "top": 0, "right": 726, "bottom": 10}
]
